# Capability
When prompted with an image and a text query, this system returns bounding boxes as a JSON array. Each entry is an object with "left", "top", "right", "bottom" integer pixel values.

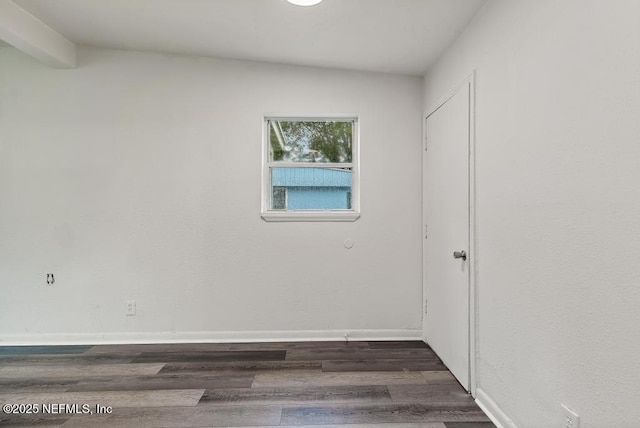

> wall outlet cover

[
  {"left": 561, "top": 404, "right": 580, "bottom": 428},
  {"left": 126, "top": 300, "right": 136, "bottom": 316}
]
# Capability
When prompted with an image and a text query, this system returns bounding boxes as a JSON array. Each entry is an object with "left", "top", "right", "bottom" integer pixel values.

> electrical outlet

[
  {"left": 46, "top": 273, "right": 55, "bottom": 285},
  {"left": 561, "top": 404, "right": 580, "bottom": 428},
  {"left": 126, "top": 300, "right": 136, "bottom": 316}
]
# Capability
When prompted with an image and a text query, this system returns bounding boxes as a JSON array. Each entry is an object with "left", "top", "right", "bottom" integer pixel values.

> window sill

[{"left": 261, "top": 211, "right": 360, "bottom": 222}]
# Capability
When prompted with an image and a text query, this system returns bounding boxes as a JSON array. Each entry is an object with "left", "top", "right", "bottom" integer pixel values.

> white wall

[
  {"left": 0, "top": 46, "right": 424, "bottom": 343},
  {"left": 423, "top": 1, "right": 640, "bottom": 427}
]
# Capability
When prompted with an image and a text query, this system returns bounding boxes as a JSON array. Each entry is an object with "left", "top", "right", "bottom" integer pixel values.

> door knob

[{"left": 453, "top": 250, "right": 467, "bottom": 261}]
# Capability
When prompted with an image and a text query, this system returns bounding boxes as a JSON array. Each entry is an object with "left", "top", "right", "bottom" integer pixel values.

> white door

[{"left": 423, "top": 82, "right": 470, "bottom": 390}]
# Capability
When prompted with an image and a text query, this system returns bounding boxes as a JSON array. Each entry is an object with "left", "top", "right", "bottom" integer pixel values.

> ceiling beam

[{"left": 0, "top": 0, "right": 76, "bottom": 68}]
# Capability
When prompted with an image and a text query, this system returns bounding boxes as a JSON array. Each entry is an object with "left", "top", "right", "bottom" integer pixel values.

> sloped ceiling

[{"left": 12, "top": 0, "right": 486, "bottom": 76}]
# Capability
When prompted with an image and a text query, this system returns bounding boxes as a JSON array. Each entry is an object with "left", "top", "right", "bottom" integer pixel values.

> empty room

[{"left": 1, "top": 0, "right": 639, "bottom": 427}]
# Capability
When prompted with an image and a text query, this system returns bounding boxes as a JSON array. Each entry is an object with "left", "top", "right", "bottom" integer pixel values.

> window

[{"left": 262, "top": 116, "right": 360, "bottom": 222}]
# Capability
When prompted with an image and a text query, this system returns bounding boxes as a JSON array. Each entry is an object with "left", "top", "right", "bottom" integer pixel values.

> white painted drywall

[
  {"left": 0, "top": 46, "right": 423, "bottom": 343},
  {"left": 423, "top": 0, "right": 640, "bottom": 426}
]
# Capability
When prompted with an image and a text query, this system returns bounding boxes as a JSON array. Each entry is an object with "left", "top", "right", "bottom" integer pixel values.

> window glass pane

[
  {"left": 271, "top": 167, "right": 352, "bottom": 210},
  {"left": 272, "top": 187, "right": 287, "bottom": 210},
  {"left": 269, "top": 120, "right": 353, "bottom": 163}
]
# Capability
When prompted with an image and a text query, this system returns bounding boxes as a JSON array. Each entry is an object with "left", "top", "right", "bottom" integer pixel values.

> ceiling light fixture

[{"left": 287, "top": 0, "right": 323, "bottom": 6}]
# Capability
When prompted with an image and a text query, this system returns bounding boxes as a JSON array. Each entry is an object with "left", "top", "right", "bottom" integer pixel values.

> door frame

[{"left": 423, "top": 70, "right": 477, "bottom": 396}]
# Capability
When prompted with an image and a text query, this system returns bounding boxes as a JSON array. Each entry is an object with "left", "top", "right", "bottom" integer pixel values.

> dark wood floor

[{"left": 0, "top": 341, "right": 494, "bottom": 427}]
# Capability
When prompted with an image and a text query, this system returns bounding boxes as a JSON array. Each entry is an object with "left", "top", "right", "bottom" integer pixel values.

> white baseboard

[
  {"left": 476, "top": 387, "right": 517, "bottom": 428},
  {"left": 0, "top": 329, "right": 422, "bottom": 346}
]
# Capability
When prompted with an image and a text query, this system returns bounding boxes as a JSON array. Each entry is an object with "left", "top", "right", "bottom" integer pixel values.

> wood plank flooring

[{"left": 0, "top": 341, "right": 495, "bottom": 427}]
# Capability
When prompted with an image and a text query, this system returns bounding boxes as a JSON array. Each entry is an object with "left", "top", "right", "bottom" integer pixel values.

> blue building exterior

[{"left": 271, "top": 167, "right": 352, "bottom": 210}]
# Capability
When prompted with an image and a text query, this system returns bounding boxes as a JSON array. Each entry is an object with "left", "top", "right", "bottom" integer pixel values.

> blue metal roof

[{"left": 272, "top": 167, "right": 351, "bottom": 188}]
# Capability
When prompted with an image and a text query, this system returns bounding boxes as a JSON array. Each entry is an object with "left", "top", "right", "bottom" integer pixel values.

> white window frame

[{"left": 261, "top": 115, "right": 360, "bottom": 222}]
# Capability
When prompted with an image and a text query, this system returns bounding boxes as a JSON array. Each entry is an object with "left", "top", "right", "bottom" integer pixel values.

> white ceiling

[{"left": 13, "top": 0, "right": 486, "bottom": 76}]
